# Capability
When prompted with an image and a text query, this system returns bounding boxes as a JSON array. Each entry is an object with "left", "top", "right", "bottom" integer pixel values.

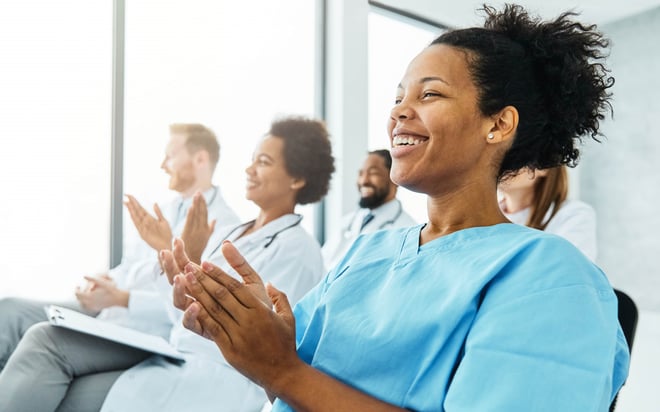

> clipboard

[{"left": 45, "top": 305, "right": 185, "bottom": 361}]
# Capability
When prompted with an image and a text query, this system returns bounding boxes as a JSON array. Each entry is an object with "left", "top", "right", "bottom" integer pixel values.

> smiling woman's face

[
  {"left": 244, "top": 136, "right": 298, "bottom": 209},
  {"left": 387, "top": 44, "right": 494, "bottom": 196}
]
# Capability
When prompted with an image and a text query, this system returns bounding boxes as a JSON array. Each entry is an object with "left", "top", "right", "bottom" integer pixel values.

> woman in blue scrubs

[{"left": 172, "top": 5, "right": 629, "bottom": 411}]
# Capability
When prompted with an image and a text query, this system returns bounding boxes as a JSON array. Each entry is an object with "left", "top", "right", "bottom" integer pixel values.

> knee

[{"left": 23, "top": 322, "right": 53, "bottom": 341}]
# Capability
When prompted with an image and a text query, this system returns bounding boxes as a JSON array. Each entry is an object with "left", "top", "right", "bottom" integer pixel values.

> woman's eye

[
  {"left": 394, "top": 97, "right": 402, "bottom": 104},
  {"left": 423, "top": 92, "right": 441, "bottom": 99}
]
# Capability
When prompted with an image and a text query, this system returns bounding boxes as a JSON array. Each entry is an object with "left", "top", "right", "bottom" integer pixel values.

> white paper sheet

[{"left": 45, "top": 305, "right": 185, "bottom": 361}]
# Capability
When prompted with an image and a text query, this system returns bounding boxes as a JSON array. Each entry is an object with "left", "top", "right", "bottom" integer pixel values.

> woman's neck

[
  {"left": 499, "top": 188, "right": 534, "bottom": 214},
  {"left": 422, "top": 184, "right": 508, "bottom": 245},
  {"left": 240, "top": 204, "right": 295, "bottom": 238}
]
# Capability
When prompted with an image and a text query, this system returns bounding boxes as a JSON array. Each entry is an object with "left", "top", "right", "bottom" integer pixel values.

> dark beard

[{"left": 358, "top": 188, "right": 389, "bottom": 209}]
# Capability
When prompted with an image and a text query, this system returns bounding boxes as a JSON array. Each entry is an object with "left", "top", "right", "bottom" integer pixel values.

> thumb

[
  {"left": 153, "top": 203, "right": 166, "bottom": 221},
  {"left": 266, "top": 283, "right": 294, "bottom": 323},
  {"left": 85, "top": 275, "right": 112, "bottom": 289}
]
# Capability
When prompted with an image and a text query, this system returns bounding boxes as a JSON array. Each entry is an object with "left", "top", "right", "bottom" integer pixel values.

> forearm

[
  {"left": 270, "top": 361, "right": 408, "bottom": 412},
  {"left": 113, "top": 289, "right": 130, "bottom": 308}
]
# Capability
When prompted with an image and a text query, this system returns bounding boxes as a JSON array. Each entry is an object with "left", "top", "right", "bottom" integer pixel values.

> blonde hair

[{"left": 169, "top": 123, "right": 220, "bottom": 170}]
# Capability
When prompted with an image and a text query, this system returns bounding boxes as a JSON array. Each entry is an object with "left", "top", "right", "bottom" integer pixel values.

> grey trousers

[
  {"left": 0, "top": 297, "right": 85, "bottom": 370},
  {"left": 0, "top": 322, "right": 152, "bottom": 411}
]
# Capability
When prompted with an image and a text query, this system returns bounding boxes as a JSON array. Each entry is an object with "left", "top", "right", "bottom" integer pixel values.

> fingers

[
  {"left": 153, "top": 203, "right": 166, "bottom": 222},
  {"left": 267, "top": 284, "right": 295, "bottom": 325},
  {"left": 74, "top": 289, "right": 90, "bottom": 308},
  {"left": 172, "top": 238, "right": 191, "bottom": 271},
  {"left": 172, "top": 274, "right": 193, "bottom": 310},
  {"left": 182, "top": 264, "right": 247, "bottom": 327},
  {"left": 186, "top": 192, "right": 209, "bottom": 227},
  {"left": 124, "top": 195, "right": 144, "bottom": 217},
  {"left": 220, "top": 241, "right": 265, "bottom": 287},
  {"left": 182, "top": 301, "right": 231, "bottom": 344},
  {"left": 83, "top": 275, "right": 114, "bottom": 290},
  {"left": 208, "top": 219, "right": 216, "bottom": 234},
  {"left": 123, "top": 195, "right": 139, "bottom": 223},
  {"left": 124, "top": 194, "right": 149, "bottom": 228},
  {"left": 160, "top": 250, "right": 181, "bottom": 284},
  {"left": 196, "top": 191, "right": 209, "bottom": 218}
]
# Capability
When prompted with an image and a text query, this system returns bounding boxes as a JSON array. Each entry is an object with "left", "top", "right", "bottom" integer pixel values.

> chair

[{"left": 610, "top": 288, "right": 639, "bottom": 412}]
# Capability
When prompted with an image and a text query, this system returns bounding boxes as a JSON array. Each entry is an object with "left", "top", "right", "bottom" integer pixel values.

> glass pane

[
  {"left": 368, "top": 12, "right": 440, "bottom": 223},
  {"left": 0, "top": 0, "right": 113, "bottom": 300},
  {"left": 123, "top": 0, "right": 317, "bottom": 244}
]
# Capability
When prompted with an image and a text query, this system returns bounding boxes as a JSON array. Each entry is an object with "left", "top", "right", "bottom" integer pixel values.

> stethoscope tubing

[{"left": 207, "top": 215, "right": 303, "bottom": 257}]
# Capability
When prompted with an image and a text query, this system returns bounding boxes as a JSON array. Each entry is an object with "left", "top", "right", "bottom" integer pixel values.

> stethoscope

[
  {"left": 206, "top": 186, "right": 219, "bottom": 206},
  {"left": 343, "top": 199, "right": 403, "bottom": 238},
  {"left": 208, "top": 214, "right": 303, "bottom": 257}
]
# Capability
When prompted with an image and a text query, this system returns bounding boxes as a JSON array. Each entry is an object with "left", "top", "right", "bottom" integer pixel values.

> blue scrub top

[{"left": 273, "top": 223, "right": 629, "bottom": 412}]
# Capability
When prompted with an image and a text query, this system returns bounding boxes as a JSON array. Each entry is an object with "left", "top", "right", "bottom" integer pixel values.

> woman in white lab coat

[
  {"left": 0, "top": 116, "right": 335, "bottom": 412},
  {"left": 498, "top": 165, "right": 598, "bottom": 261}
]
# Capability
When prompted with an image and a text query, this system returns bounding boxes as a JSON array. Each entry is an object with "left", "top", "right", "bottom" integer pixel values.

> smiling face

[
  {"left": 161, "top": 133, "right": 196, "bottom": 194},
  {"left": 245, "top": 136, "right": 299, "bottom": 210},
  {"left": 357, "top": 153, "right": 395, "bottom": 209},
  {"left": 387, "top": 44, "right": 496, "bottom": 196}
]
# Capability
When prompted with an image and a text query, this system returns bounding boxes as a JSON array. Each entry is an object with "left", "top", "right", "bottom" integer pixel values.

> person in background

[
  {"left": 322, "top": 149, "right": 416, "bottom": 271},
  {"left": 498, "top": 165, "right": 597, "bottom": 261},
  {"left": 172, "top": 5, "right": 629, "bottom": 411},
  {"left": 0, "top": 123, "right": 240, "bottom": 370},
  {"left": 0, "top": 116, "right": 334, "bottom": 412}
]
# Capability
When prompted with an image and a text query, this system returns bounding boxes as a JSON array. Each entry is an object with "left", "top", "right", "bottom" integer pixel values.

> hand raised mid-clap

[
  {"left": 180, "top": 192, "right": 216, "bottom": 264},
  {"left": 173, "top": 241, "right": 300, "bottom": 389},
  {"left": 124, "top": 194, "right": 173, "bottom": 253}
]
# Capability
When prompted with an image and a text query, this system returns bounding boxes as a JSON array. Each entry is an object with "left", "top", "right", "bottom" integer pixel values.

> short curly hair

[
  {"left": 432, "top": 4, "right": 613, "bottom": 180},
  {"left": 268, "top": 116, "right": 335, "bottom": 205}
]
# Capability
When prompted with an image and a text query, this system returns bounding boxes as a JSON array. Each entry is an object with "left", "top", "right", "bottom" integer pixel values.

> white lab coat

[
  {"left": 98, "top": 186, "right": 240, "bottom": 338},
  {"left": 100, "top": 214, "right": 324, "bottom": 412},
  {"left": 503, "top": 198, "right": 598, "bottom": 261},
  {"left": 322, "top": 199, "right": 417, "bottom": 272}
]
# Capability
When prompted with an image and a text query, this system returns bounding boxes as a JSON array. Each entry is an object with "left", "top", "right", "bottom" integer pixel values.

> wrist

[
  {"left": 115, "top": 289, "right": 130, "bottom": 308},
  {"left": 268, "top": 358, "right": 309, "bottom": 401}
]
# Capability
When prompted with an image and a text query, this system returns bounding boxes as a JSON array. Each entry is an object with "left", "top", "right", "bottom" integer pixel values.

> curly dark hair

[
  {"left": 432, "top": 4, "right": 613, "bottom": 179},
  {"left": 268, "top": 116, "right": 335, "bottom": 205}
]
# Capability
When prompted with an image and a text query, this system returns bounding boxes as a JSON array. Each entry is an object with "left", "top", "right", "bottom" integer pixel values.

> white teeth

[{"left": 393, "top": 135, "right": 424, "bottom": 146}]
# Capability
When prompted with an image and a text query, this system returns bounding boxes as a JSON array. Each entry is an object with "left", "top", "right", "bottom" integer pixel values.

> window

[
  {"left": 368, "top": 11, "right": 440, "bottom": 223},
  {"left": 123, "top": 0, "right": 318, "bottom": 243},
  {"left": 0, "top": 1, "right": 113, "bottom": 299}
]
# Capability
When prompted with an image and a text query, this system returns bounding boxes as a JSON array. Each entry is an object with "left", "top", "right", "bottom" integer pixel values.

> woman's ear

[
  {"left": 290, "top": 178, "right": 306, "bottom": 191},
  {"left": 485, "top": 105, "right": 519, "bottom": 144}
]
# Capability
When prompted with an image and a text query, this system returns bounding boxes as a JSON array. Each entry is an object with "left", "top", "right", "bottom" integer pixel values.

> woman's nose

[{"left": 390, "top": 99, "right": 413, "bottom": 120}]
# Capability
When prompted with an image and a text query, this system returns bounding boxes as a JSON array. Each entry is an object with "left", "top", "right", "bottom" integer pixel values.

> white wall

[
  {"left": 580, "top": 6, "right": 660, "bottom": 411},
  {"left": 582, "top": 6, "right": 660, "bottom": 313}
]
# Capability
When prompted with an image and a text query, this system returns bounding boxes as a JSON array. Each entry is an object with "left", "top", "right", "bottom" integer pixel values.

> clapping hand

[
  {"left": 180, "top": 192, "right": 216, "bottom": 264},
  {"left": 124, "top": 194, "right": 173, "bottom": 253},
  {"left": 172, "top": 241, "right": 299, "bottom": 389},
  {"left": 75, "top": 274, "right": 129, "bottom": 313}
]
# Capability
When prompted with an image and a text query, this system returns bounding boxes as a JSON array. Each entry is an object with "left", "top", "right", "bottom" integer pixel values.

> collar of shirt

[
  {"left": 357, "top": 199, "right": 400, "bottom": 228},
  {"left": 177, "top": 185, "right": 218, "bottom": 210}
]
